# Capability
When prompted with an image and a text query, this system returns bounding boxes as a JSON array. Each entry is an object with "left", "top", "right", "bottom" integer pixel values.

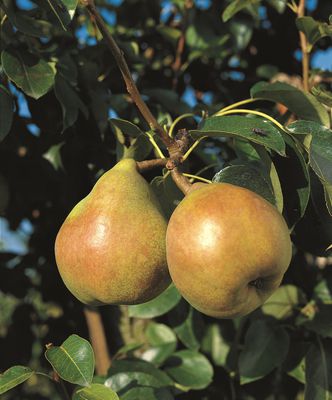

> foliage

[{"left": 0, "top": 0, "right": 332, "bottom": 399}]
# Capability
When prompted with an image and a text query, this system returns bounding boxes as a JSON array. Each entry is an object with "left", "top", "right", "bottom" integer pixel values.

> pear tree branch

[
  {"left": 297, "top": 0, "right": 309, "bottom": 91},
  {"left": 83, "top": 306, "right": 111, "bottom": 375},
  {"left": 81, "top": 0, "right": 192, "bottom": 194},
  {"left": 136, "top": 158, "right": 168, "bottom": 172},
  {"left": 82, "top": 0, "right": 173, "bottom": 148}
]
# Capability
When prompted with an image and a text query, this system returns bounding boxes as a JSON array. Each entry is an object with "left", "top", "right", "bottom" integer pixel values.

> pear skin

[
  {"left": 166, "top": 183, "right": 292, "bottom": 318},
  {"left": 55, "top": 159, "right": 170, "bottom": 305}
]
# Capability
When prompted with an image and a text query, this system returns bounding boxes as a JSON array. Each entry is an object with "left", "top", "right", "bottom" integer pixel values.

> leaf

[
  {"left": 261, "top": 285, "right": 306, "bottom": 319},
  {"left": 272, "top": 133, "right": 310, "bottom": 228},
  {"left": 106, "top": 372, "right": 166, "bottom": 392},
  {"left": 266, "top": 0, "right": 287, "bottom": 13},
  {"left": 43, "top": 143, "right": 64, "bottom": 171},
  {"left": 45, "top": 334, "right": 94, "bottom": 386},
  {"left": 110, "top": 119, "right": 144, "bottom": 138},
  {"left": 288, "top": 120, "right": 332, "bottom": 185},
  {"left": 0, "top": 85, "right": 14, "bottom": 141},
  {"left": 251, "top": 81, "right": 330, "bottom": 127},
  {"left": 201, "top": 323, "right": 232, "bottom": 368},
  {"left": 296, "top": 17, "right": 332, "bottom": 52},
  {"left": 164, "top": 350, "right": 213, "bottom": 390},
  {"left": 222, "top": 0, "right": 260, "bottom": 22},
  {"left": 46, "top": 0, "right": 71, "bottom": 30},
  {"left": 141, "top": 323, "right": 177, "bottom": 366},
  {"left": 0, "top": 0, "right": 53, "bottom": 37},
  {"left": 73, "top": 384, "right": 119, "bottom": 400},
  {"left": 168, "top": 301, "right": 204, "bottom": 351},
  {"left": 54, "top": 74, "right": 88, "bottom": 132},
  {"left": 0, "top": 366, "right": 34, "bottom": 395},
  {"left": 121, "top": 387, "right": 174, "bottom": 400},
  {"left": 144, "top": 89, "right": 191, "bottom": 115},
  {"left": 62, "top": 0, "right": 78, "bottom": 18},
  {"left": 2, "top": 49, "right": 55, "bottom": 100},
  {"left": 191, "top": 115, "right": 286, "bottom": 155},
  {"left": 128, "top": 284, "right": 182, "bottom": 319},
  {"left": 304, "top": 339, "right": 332, "bottom": 400},
  {"left": 311, "top": 86, "right": 332, "bottom": 108},
  {"left": 212, "top": 164, "right": 276, "bottom": 205},
  {"left": 239, "top": 320, "right": 290, "bottom": 384},
  {"left": 106, "top": 359, "right": 173, "bottom": 387},
  {"left": 302, "top": 304, "right": 332, "bottom": 338},
  {"left": 309, "top": 127, "right": 332, "bottom": 185}
]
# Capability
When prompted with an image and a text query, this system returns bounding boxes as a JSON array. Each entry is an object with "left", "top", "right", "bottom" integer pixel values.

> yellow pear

[
  {"left": 55, "top": 158, "right": 170, "bottom": 305},
  {"left": 166, "top": 183, "right": 292, "bottom": 318}
]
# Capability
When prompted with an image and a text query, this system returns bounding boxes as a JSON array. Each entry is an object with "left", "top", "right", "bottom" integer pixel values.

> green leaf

[
  {"left": 168, "top": 301, "right": 204, "bottom": 351},
  {"left": 251, "top": 81, "right": 330, "bottom": 127},
  {"left": 311, "top": 86, "right": 332, "bottom": 108},
  {"left": 120, "top": 387, "right": 174, "bottom": 400},
  {"left": 45, "top": 334, "right": 94, "bottom": 386},
  {"left": 62, "top": 0, "right": 78, "bottom": 18},
  {"left": 302, "top": 304, "right": 332, "bottom": 338},
  {"left": 222, "top": 0, "right": 260, "bottom": 22},
  {"left": 314, "top": 276, "right": 332, "bottom": 303},
  {"left": 142, "top": 323, "right": 177, "bottom": 366},
  {"left": 0, "top": 366, "right": 34, "bottom": 395},
  {"left": 304, "top": 340, "right": 332, "bottom": 400},
  {"left": 239, "top": 320, "right": 290, "bottom": 384},
  {"left": 212, "top": 165, "right": 276, "bottom": 205},
  {"left": 273, "top": 133, "right": 310, "bottom": 228},
  {"left": 296, "top": 16, "right": 332, "bottom": 52},
  {"left": 191, "top": 115, "right": 286, "bottom": 155},
  {"left": 0, "top": 85, "right": 14, "bottom": 141},
  {"left": 288, "top": 120, "right": 332, "bottom": 185},
  {"left": 46, "top": 0, "right": 71, "bottom": 30},
  {"left": 106, "top": 372, "right": 166, "bottom": 392},
  {"left": 282, "top": 341, "right": 308, "bottom": 384},
  {"left": 144, "top": 89, "right": 191, "bottom": 115},
  {"left": 156, "top": 26, "right": 181, "bottom": 46},
  {"left": 0, "top": 0, "right": 52, "bottom": 37},
  {"left": 54, "top": 74, "right": 89, "bottom": 132},
  {"left": 128, "top": 284, "right": 182, "bottom": 319},
  {"left": 107, "top": 359, "right": 173, "bottom": 386},
  {"left": 43, "top": 143, "right": 64, "bottom": 171},
  {"left": 310, "top": 128, "right": 332, "bottom": 185},
  {"left": 261, "top": 285, "right": 306, "bottom": 319},
  {"left": 110, "top": 119, "right": 144, "bottom": 138},
  {"left": 266, "top": 0, "right": 287, "bottom": 13},
  {"left": 2, "top": 49, "right": 55, "bottom": 100},
  {"left": 201, "top": 323, "right": 232, "bottom": 368},
  {"left": 164, "top": 350, "right": 213, "bottom": 390},
  {"left": 73, "top": 384, "right": 119, "bottom": 400}
]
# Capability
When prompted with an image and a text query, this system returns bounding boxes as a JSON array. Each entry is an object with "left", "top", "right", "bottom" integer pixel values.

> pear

[
  {"left": 55, "top": 158, "right": 170, "bottom": 305},
  {"left": 166, "top": 183, "right": 292, "bottom": 318}
]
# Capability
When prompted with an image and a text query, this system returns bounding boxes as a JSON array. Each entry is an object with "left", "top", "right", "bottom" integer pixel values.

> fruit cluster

[{"left": 55, "top": 158, "right": 292, "bottom": 318}]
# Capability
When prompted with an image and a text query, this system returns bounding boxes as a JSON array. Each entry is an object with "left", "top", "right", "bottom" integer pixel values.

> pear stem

[
  {"left": 83, "top": 306, "right": 111, "bottom": 375},
  {"left": 136, "top": 158, "right": 168, "bottom": 172},
  {"left": 171, "top": 168, "right": 193, "bottom": 195},
  {"left": 82, "top": 0, "right": 174, "bottom": 149}
]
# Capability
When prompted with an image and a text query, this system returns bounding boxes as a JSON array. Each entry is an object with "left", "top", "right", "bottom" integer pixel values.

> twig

[
  {"left": 84, "top": 306, "right": 111, "bottom": 375},
  {"left": 297, "top": 0, "right": 309, "bottom": 91},
  {"left": 136, "top": 158, "right": 168, "bottom": 172},
  {"left": 172, "top": 0, "right": 193, "bottom": 89},
  {"left": 82, "top": 0, "right": 173, "bottom": 148},
  {"left": 171, "top": 168, "right": 192, "bottom": 194}
]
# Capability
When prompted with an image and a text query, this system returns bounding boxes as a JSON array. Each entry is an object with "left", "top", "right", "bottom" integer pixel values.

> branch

[
  {"left": 171, "top": 168, "right": 192, "bottom": 195},
  {"left": 297, "top": 0, "right": 309, "bottom": 91},
  {"left": 82, "top": 0, "right": 173, "bottom": 148},
  {"left": 136, "top": 158, "right": 168, "bottom": 172},
  {"left": 172, "top": 0, "right": 193, "bottom": 89},
  {"left": 81, "top": 0, "right": 194, "bottom": 193},
  {"left": 84, "top": 306, "right": 111, "bottom": 375}
]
